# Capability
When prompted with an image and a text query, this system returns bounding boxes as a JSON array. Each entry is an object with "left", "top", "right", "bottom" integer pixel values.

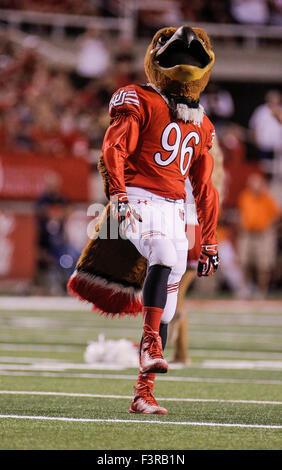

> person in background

[
  {"left": 249, "top": 90, "right": 282, "bottom": 175},
  {"left": 34, "top": 172, "right": 73, "bottom": 294},
  {"left": 238, "top": 173, "right": 281, "bottom": 298},
  {"left": 230, "top": 0, "right": 270, "bottom": 24},
  {"left": 268, "top": 0, "right": 282, "bottom": 25},
  {"left": 200, "top": 83, "right": 234, "bottom": 135},
  {"left": 216, "top": 220, "right": 250, "bottom": 298},
  {"left": 76, "top": 27, "right": 110, "bottom": 86}
]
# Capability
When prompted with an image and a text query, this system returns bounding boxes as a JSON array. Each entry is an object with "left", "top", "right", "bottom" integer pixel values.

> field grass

[{"left": 0, "top": 296, "right": 282, "bottom": 450}]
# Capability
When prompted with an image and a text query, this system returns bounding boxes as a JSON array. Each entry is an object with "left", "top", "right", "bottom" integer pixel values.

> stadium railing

[{"left": 0, "top": 8, "right": 282, "bottom": 48}]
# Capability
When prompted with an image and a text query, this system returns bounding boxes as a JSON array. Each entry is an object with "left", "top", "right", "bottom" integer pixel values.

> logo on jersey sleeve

[{"left": 109, "top": 89, "right": 140, "bottom": 111}]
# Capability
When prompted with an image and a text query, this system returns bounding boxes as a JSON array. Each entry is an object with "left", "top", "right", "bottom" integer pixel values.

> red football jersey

[{"left": 102, "top": 84, "right": 219, "bottom": 245}]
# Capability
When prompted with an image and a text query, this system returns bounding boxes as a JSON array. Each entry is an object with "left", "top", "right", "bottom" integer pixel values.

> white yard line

[
  {"left": 0, "top": 363, "right": 125, "bottom": 371},
  {"left": 0, "top": 344, "right": 80, "bottom": 352},
  {"left": 1, "top": 390, "right": 282, "bottom": 405},
  {"left": 1, "top": 357, "right": 282, "bottom": 371},
  {"left": 0, "top": 357, "right": 76, "bottom": 363},
  {"left": 1, "top": 344, "right": 282, "bottom": 360},
  {"left": 1, "top": 370, "right": 282, "bottom": 385},
  {"left": 0, "top": 297, "right": 91, "bottom": 311},
  {"left": 1, "top": 314, "right": 282, "bottom": 328},
  {"left": 1, "top": 296, "right": 282, "bottom": 313},
  {"left": 191, "top": 349, "right": 282, "bottom": 359},
  {"left": 0, "top": 414, "right": 281, "bottom": 429},
  {"left": 202, "top": 360, "right": 282, "bottom": 370},
  {"left": 2, "top": 315, "right": 282, "bottom": 328}
]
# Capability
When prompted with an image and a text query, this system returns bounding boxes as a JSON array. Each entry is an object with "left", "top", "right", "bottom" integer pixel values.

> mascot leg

[
  {"left": 168, "top": 269, "right": 196, "bottom": 364},
  {"left": 128, "top": 229, "right": 187, "bottom": 414},
  {"left": 129, "top": 322, "right": 169, "bottom": 415},
  {"left": 128, "top": 236, "right": 178, "bottom": 376},
  {"left": 127, "top": 228, "right": 188, "bottom": 371},
  {"left": 167, "top": 222, "right": 201, "bottom": 364}
]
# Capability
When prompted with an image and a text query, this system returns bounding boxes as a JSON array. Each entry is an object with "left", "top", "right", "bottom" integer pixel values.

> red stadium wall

[
  {"left": 0, "top": 151, "right": 91, "bottom": 202},
  {"left": 0, "top": 211, "right": 36, "bottom": 280},
  {"left": 0, "top": 150, "right": 91, "bottom": 284}
]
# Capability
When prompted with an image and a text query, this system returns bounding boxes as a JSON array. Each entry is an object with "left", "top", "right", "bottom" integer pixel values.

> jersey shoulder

[
  {"left": 109, "top": 85, "right": 141, "bottom": 114},
  {"left": 109, "top": 84, "right": 164, "bottom": 125}
]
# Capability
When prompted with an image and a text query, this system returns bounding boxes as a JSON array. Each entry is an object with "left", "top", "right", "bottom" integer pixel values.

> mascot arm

[
  {"left": 210, "top": 134, "right": 224, "bottom": 204},
  {"left": 189, "top": 150, "right": 219, "bottom": 246},
  {"left": 102, "top": 114, "right": 140, "bottom": 197}
]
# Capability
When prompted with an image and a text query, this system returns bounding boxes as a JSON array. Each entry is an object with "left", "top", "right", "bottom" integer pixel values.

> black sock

[
  {"left": 143, "top": 264, "right": 171, "bottom": 309},
  {"left": 159, "top": 322, "right": 168, "bottom": 350}
]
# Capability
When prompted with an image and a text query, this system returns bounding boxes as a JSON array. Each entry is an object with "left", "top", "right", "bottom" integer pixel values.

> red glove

[
  {"left": 111, "top": 193, "right": 142, "bottom": 234},
  {"left": 197, "top": 244, "right": 219, "bottom": 277}
]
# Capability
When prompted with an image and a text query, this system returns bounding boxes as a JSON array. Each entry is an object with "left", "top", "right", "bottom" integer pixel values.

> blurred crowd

[
  {"left": 204, "top": 84, "right": 282, "bottom": 299},
  {"left": 138, "top": 0, "right": 282, "bottom": 37},
  {"left": 0, "top": 33, "right": 145, "bottom": 159},
  {"left": 1, "top": 0, "right": 282, "bottom": 27}
]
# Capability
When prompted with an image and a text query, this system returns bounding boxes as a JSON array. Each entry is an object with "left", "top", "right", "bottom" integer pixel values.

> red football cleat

[
  {"left": 129, "top": 380, "right": 168, "bottom": 415},
  {"left": 140, "top": 324, "right": 168, "bottom": 374}
]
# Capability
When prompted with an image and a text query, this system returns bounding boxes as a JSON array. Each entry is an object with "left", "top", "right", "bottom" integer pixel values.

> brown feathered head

[{"left": 144, "top": 25, "right": 215, "bottom": 101}]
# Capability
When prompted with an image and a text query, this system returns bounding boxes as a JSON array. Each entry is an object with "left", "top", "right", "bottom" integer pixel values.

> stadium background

[{"left": 0, "top": 0, "right": 281, "bottom": 300}]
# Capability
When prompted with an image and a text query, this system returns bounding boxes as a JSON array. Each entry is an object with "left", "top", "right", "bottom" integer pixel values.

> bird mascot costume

[{"left": 68, "top": 25, "right": 220, "bottom": 414}]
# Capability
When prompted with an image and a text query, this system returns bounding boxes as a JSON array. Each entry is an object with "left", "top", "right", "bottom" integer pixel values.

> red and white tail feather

[{"left": 68, "top": 270, "right": 142, "bottom": 317}]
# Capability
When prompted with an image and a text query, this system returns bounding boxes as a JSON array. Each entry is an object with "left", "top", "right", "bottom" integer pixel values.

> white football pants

[{"left": 125, "top": 186, "right": 188, "bottom": 324}]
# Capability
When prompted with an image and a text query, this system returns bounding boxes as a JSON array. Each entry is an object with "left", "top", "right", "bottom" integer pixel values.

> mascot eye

[{"left": 157, "top": 35, "right": 169, "bottom": 46}]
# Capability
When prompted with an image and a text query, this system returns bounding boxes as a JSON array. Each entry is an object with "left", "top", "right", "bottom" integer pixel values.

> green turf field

[{"left": 0, "top": 297, "right": 281, "bottom": 450}]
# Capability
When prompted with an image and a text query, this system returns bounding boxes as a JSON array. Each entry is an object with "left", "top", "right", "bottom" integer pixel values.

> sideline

[{"left": 0, "top": 414, "right": 281, "bottom": 429}]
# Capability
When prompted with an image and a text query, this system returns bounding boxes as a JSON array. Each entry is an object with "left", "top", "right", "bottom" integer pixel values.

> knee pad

[{"left": 146, "top": 238, "right": 178, "bottom": 268}]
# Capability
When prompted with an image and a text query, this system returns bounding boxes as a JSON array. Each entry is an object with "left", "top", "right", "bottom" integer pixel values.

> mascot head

[{"left": 144, "top": 25, "right": 215, "bottom": 102}]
